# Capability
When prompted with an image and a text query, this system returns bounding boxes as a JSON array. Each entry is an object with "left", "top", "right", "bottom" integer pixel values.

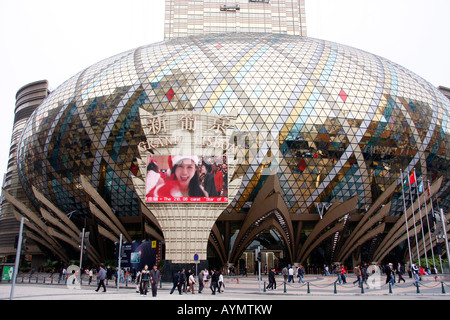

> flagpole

[
  {"left": 423, "top": 180, "right": 437, "bottom": 270},
  {"left": 427, "top": 180, "right": 444, "bottom": 274},
  {"left": 400, "top": 169, "right": 413, "bottom": 268},
  {"left": 407, "top": 170, "right": 421, "bottom": 263},
  {"left": 414, "top": 169, "right": 428, "bottom": 268}
]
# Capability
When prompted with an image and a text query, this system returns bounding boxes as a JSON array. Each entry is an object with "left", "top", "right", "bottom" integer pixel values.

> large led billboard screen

[{"left": 145, "top": 155, "right": 228, "bottom": 203}]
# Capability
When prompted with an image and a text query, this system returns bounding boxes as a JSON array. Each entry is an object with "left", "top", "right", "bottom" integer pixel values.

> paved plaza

[{"left": 1, "top": 273, "right": 450, "bottom": 300}]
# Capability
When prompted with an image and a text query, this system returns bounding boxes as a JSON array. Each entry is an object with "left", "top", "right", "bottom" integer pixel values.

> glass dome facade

[{"left": 17, "top": 32, "right": 449, "bottom": 225}]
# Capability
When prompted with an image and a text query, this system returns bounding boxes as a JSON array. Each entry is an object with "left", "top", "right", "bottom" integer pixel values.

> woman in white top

[
  {"left": 188, "top": 273, "right": 196, "bottom": 294},
  {"left": 218, "top": 272, "right": 225, "bottom": 293}
]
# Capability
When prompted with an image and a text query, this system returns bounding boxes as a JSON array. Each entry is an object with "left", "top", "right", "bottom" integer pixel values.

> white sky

[{"left": 0, "top": 0, "right": 449, "bottom": 180}]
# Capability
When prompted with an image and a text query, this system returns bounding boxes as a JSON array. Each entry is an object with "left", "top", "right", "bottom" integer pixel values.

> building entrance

[{"left": 236, "top": 250, "right": 284, "bottom": 275}]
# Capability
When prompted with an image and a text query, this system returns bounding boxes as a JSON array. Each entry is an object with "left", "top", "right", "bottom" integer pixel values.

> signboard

[
  {"left": 119, "top": 241, "right": 161, "bottom": 270},
  {"left": 145, "top": 155, "right": 228, "bottom": 203},
  {"left": 130, "top": 252, "right": 140, "bottom": 263},
  {"left": 1, "top": 266, "right": 13, "bottom": 281}
]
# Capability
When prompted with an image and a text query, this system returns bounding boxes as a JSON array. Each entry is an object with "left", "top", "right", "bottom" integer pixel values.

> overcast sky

[{"left": 0, "top": 0, "right": 449, "bottom": 181}]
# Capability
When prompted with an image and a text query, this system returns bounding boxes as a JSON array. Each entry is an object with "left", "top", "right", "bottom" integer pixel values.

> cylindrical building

[{"left": 0, "top": 80, "right": 50, "bottom": 262}]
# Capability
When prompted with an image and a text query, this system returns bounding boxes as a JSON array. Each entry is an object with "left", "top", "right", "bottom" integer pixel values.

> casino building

[{"left": 1, "top": 1, "right": 449, "bottom": 273}]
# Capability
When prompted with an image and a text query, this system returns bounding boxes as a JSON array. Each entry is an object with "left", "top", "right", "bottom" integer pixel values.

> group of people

[
  {"left": 136, "top": 265, "right": 161, "bottom": 297},
  {"left": 281, "top": 264, "right": 306, "bottom": 283},
  {"left": 80, "top": 260, "right": 438, "bottom": 296},
  {"left": 342, "top": 262, "right": 434, "bottom": 288},
  {"left": 335, "top": 263, "right": 404, "bottom": 288},
  {"left": 264, "top": 261, "right": 429, "bottom": 291},
  {"left": 265, "top": 264, "right": 307, "bottom": 290},
  {"left": 95, "top": 264, "right": 162, "bottom": 296},
  {"left": 170, "top": 268, "right": 225, "bottom": 295},
  {"left": 90, "top": 264, "right": 162, "bottom": 296},
  {"left": 380, "top": 263, "right": 406, "bottom": 286}
]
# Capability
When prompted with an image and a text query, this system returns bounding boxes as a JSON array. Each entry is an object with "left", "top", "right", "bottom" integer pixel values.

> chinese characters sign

[{"left": 138, "top": 111, "right": 236, "bottom": 155}]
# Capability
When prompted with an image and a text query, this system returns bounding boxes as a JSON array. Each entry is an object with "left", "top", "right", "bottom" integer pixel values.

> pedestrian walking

[
  {"left": 385, "top": 263, "right": 394, "bottom": 286},
  {"left": 266, "top": 268, "right": 276, "bottom": 290},
  {"left": 323, "top": 264, "right": 330, "bottom": 276},
  {"left": 397, "top": 263, "right": 406, "bottom": 283},
  {"left": 361, "top": 263, "right": 369, "bottom": 289},
  {"left": 89, "top": 268, "right": 94, "bottom": 285},
  {"left": 412, "top": 263, "right": 420, "bottom": 286},
  {"left": 353, "top": 264, "right": 362, "bottom": 288},
  {"left": 180, "top": 268, "right": 187, "bottom": 292},
  {"left": 60, "top": 267, "right": 67, "bottom": 283},
  {"left": 210, "top": 269, "right": 219, "bottom": 295},
  {"left": 297, "top": 264, "right": 305, "bottom": 283},
  {"left": 218, "top": 271, "right": 225, "bottom": 292},
  {"left": 203, "top": 268, "right": 209, "bottom": 285},
  {"left": 288, "top": 266, "right": 294, "bottom": 283},
  {"left": 198, "top": 269, "right": 204, "bottom": 293},
  {"left": 389, "top": 263, "right": 396, "bottom": 284},
  {"left": 150, "top": 265, "right": 161, "bottom": 297},
  {"left": 281, "top": 266, "right": 288, "bottom": 283},
  {"left": 139, "top": 265, "right": 150, "bottom": 296},
  {"left": 170, "top": 270, "right": 182, "bottom": 295},
  {"left": 188, "top": 272, "right": 196, "bottom": 294},
  {"left": 95, "top": 265, "right": 107, "bottom": 293},
  {"left": 340, "top": 265, "right": 347, "bottom": 283}
]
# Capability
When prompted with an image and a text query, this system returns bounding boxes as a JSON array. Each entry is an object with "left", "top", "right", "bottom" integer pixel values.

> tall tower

[
  {"left": 0, "top": 80, "right": 50, "bottom": 262},
  {"left": 164, "top": 0, "right": 307, "bottom": 40}
]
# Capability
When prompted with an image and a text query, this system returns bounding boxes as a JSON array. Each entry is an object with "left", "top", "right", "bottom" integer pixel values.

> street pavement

[{"left": 1, "top": 273, "right": 450, "bottom": 300}]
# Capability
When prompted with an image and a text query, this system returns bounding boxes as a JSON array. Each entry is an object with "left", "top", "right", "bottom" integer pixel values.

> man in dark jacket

[
  {"left": 170, "top": 270, "right": 182, "bottom": 295},
  {"left": 210, "top": 269, "right": 220, "bottom": 295},
  {"left": 150, "top": 265, "right": 161, "bottom": 297},
  {"left": 266, "top": 268, "right": 276, "bottom": 290}
]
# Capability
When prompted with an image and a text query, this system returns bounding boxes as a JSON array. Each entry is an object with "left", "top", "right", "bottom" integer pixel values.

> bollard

[
  {"left": 283, "top": 282, "right": 286, "bottom": 293},
  {"left": 334, "top": 281, "right": 337, "bottom": 294},
  {"left": 442, "top": 282, "right": 446, "bottom": 294},
  {"left": 389, "top": 283, "right": 392, "bottom": 294},
  {"left": 416, "top": 283, "right": 420, "bottom": 294},
  {"left": 361, "top": 284, "right": 364, "bottom": 294},
  {"left": 264, "top": 282, "right": 266, "bottom": 292},
  {"left": 307, "top": 282, "right": 310, "bottom": 294}
]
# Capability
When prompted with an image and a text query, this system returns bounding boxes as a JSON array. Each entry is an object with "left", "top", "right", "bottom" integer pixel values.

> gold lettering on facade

[
  {"left": 139, "top": 111, "right": 237, "bottom": 153},
  {"left": 210, "top": 116, "right": 234, "bottom": 135},
  {"left": 146, "top": 115, "right": 167, "bottom": 135},
  {"left": 138, "top": 136, "right": 182, "bottom": 153},
  {"left": 179, "top": 112, "right": 197, "bottom": 132}
]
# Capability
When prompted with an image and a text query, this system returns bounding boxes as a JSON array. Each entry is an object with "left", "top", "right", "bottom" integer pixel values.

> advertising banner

[{"left": 120, "top": 241, "right": 162, "bottom": 271}]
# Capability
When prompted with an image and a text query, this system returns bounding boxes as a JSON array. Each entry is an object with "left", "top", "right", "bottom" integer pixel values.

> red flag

[{"left": 408, "top": 171, "right": 416, "bottom": 186}]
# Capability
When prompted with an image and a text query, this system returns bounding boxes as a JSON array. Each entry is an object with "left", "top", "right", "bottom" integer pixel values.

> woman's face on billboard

[{"left": 175, "top": 159, "right": 196, "bottom": 189}]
